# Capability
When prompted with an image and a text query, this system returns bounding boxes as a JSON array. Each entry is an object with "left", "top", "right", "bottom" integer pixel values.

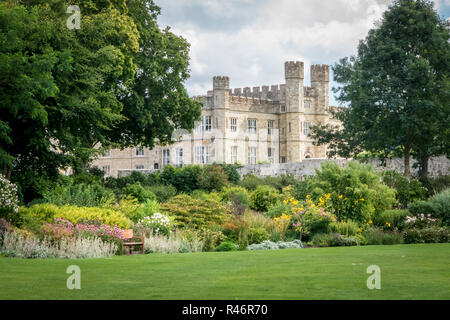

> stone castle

[{"left": 93, "top": 61, "right": 340, "bottom": 177}]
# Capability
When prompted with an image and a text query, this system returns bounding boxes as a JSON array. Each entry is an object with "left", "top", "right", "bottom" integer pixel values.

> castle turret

[
  {"left": 284, "top": 61, "right": 304, "bottom": 112},
  {"left": 311, "top": 65, "right": 329, "bottom": 113},
  {"left": 212, "top": 76, "right": 230, "bottom": 109}
]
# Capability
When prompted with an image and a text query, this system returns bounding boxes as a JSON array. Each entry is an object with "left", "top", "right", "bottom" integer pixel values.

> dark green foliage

[
  {"left": 146, "top": 184, "right": 177, "bottom": 203},
  {"left": 382, "top": 171, "right": 427, "bottom": 208},
  {"left": 215, "top": 241, "right": 238, "bottom": 252},
  {"left": 123, "top": 182, "right": 156, "bottom": 203},
  {"left": 422, "top": 175, "right": 450, "bottom": 197},
  {"left": 363, "top": 227, "right": 404, "bottom": 245},
  {"left": 197, "top": 165, "right": 229, "bottom": 192},
  {"left": 403, "top": 227, "right": 450, "bottom": 243},
  {"left": 219, "top": 164, "right": 242, "bottom": 185},
  {"left": 375, "top": 209, "right": 410, "bottom": 230},
  {"left": 408, "top": 189, "right": 450, "bottom": 225},
  {"left": 43, "top": 182, "right": 114, "bottom": 207},
  {"left": 311, "top": 233, "right": 360, "bottom": 247},
  {"left": 238, "top": 174, "right": 266, "bottom": 191},
  {"left": 266, "top": 202, "right": 290, "bottom": 218},
  {"left": 160, "top": 165, "right": 202, "bottom": 193}
]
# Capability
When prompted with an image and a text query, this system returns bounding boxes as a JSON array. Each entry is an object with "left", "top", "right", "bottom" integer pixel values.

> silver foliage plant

[
  {"left": 247, "top": 240, "right": 303, "bottom": 251},
  {"left": 0, "top": 231, "right": 117, "bottom": 259},
  {"left": 144, "top": 232, "right": 204, "bottom": 254}
]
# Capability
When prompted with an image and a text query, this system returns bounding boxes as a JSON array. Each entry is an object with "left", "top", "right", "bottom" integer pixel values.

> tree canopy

[
  {"left": 0, "top": 0, "right": 201, "bottom": 201},
  {"left": 311, "top": 0, "right": 450, "bottom": 181}
]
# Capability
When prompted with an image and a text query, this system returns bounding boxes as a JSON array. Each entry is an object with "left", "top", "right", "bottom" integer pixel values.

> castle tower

[
  {"left": 311, "top": 65, "right": 329, "bottom": 114},
  {"left": 211, "top": 76, "right": 230, "bottom": 163},
  {"left": 284, "top": 61, "right": 304, "bottom": 163},
  {"left": 212, "top": 76, "right": 230, "bottom": 109}
]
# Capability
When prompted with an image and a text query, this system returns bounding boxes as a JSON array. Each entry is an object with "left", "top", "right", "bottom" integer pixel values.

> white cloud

[{"left": 156, "top": 0, "right": 447, "bottom": 105}]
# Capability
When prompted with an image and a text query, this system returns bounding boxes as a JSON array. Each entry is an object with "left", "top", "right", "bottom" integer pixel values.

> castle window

[
  {"left": 203, "top": 116, "right": 212, "bottom": 132},
  {"left": 268, "top": 120, "right": 274, "bottom": 135},
  {"left": 163, "top": 149, "right": 170, "bottom": 166},
  {"left": 303, "top": 122, "right": 311, "bottom": 136},
  {"left": 268, "top": 148, "right": 275, "bottom": 164},
  {"left": 281, "top": 104, "right": 286, "bottom": 112},
  {"left": 195, "top": 146, "right": 210, "bottom": 164},
  {"left": 176, "top": 148, "right": 183, "bottom": 167},
  {"left": 136, "top": 165, "right": 144, "bottom": 170},
  {"left": 230, "top": 146, "right": 238, "bottom": 163},
  {"left": 248, "top": 119, "right": 257, "bottom": 134},
  {"left": 289, "top": 122, "right": 291, "bottom": 133},
  {"left": 136, "top": 147, "right": 144, "bottom": 156},
  {"left": 281, "top": 156, "right": 287, "bottom": 163},
  {"left": 305, "top": 101, "right": 311, "bottom": 109},
  {"left": 248, "top": 147, "right": 257, "bottom": 165},
  {"left": 230, "top": 118, "right": 237, "bottom": 132},
  {"left": 154, "top": 163, "right": 159, "bottom": 169},
  {"left": 102, "top": 165, "right": 110, "bottom": 177}
]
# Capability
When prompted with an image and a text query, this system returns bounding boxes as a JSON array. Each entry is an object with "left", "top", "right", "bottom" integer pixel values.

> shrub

[
  {"left": 198, "top": 228, "right": 226, "bottom": 251},
  {"left": 221, "top": 216, "right": 248, "bottom": 242},
  {"left": 403, "top": 227, "right": 450, "bottom": 244},
  {"left": 262, "top": 174, "right": 298, "bottom": 192},
  {"left": 0, "top": 230, "right": 118, "bottom": 259},
  {"left": 381, "top": 171, "right": 427, "bottom": 208},
  {"left": 160, "top": 194, "right": 229, "bottom": 230},
  {"left": 266, "top": 202, "right": 291, "bottom": 218},
  {"left": 311, "top": 233, "right": 360, "bottom": 247},
  {"left": 363, "top": 227, "right": 403, "bottom": 245},
  {"left": 14, "top": 204, "right": 60, "bottom": 233},
  {"left": 101, "top": 195, "right": 141, "bottom": 222},
  {"left": 147, "top": 184, "right": 177, "bottom": 203},
  {"left": 0, "top": 174, "right": 20, "bottom": 220},
  {"left": 328, "top": 220, "right": 359, "bottom": 236},
  {"left": 43, "top": 182, "right": 114, "bottom": 207},
  {"left": 160, "top": 165, "right": 202, "bottom": 193},
  {"left": 131, "top": 199, "right": 160, "bottom": 223},
  {"left": 239, "top": 174, "right": 267, "bottom": 191},
  {"left": 374, "top": 209, "right": 409, "bottom": 230},
  {"left": 123, "top": 182, "right": 156, "bottom": 203},
  {"left": 248, "top": 227, "right": 270, "bottom": 245},
  {"left": 306, "top": 161, "right": 396, "bottom": 223},
  {"left": 215, "top": 241, "right": 239, "bottom": 252},
  {"left": 197, "top": 165, "right": 229, "bottom": 192},
  {"left": 219, "top": 164, "right": 242, "bottom": 184},
  {"left": 220, "top": 186, "right": 249, "bottom": 206},
  {"left": 136, "top": 212, "right": 173, "bottom": 236},
  {"left": 246, "top": 240, "right": 303, "bottom": 251},
  {"left": 408, "top": 188, "right": 450, "bottom": 226},
  {"left": 143, "top": 231, "right": 203, "bottom": 254},
  {"left": 422, "top": 175, "right": 450, "bottom": 197},
  {"left": 249, "top": 185, "right": 279, "bottom": 212}
]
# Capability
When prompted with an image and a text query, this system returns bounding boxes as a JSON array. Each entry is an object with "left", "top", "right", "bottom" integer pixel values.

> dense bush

[
  {"left": 246, "top": 240, "right": 303, "bottom": 251},
  {"left": 123, "top": 182, "right": 157, "bottom": 203},
  {"left": 197, "top": 165, "right": 229, "bottom": 192},
  {"left": 160, "top": 194, "right": 229, "bottom": 230},
  {"left": 422, "top": 175, "right": 450, "bottom": 197},
  {"left": 247, "top": 227, "right": 270, "bottom": 244},
  {"left": 219, "top": 164, "right": 242, "bottom": 184},
  {"left": 306, "top": 161, "right": 396, "bottom": 223},
  {"left": 249, "top": 185, "right": 279, "bottom": 212},
  {"left": 381, "top": 171, "right": 427, "bottom": 208},
  {"left": 374, "top": 209, "right": 409, "bottom": 230},
  {"left": 143, "top": 232, "right": 203, "bottom": 254},
  {"left": 42, "top": 182, "right": 114, "bottom": 207},
  {"left": 408, "top": 189, "right": 450, "bottom": 225},
  {"left": 131, "top": 199, "right": 160, "bottom": 223},
  {"left": 146, "top": 184, "right": 177, "bottom": 203},
  {"left": 311, "top": 233, "right": 360, "bottom": 247},
  {"left": 215, "top": 241, "right": 238, "bottom": 252},
  {"left": 403, "top": 227, "right": 450, "bottom": 244},
  {"left": 266, "top": 202, "right": 291, "bottom": 218},
  {"left": 136, "top": 212, "right": 173, "bottom": 236},
  {"left": 363, "top": 227, "right": 403, "bottom": 245},
  {"left": 238, "top": 174, "right": 267, "bottom": 191},
  {"left": 328, "top": 220, "right": 359, "bottom": 236}
]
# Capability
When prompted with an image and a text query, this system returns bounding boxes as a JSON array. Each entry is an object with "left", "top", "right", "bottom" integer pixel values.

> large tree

[
  {"left": 311, "top": 0, "right": 450, "bottom": 181},
  {"left": 0, "top": 0, "right": 201, "bottom": 201}
]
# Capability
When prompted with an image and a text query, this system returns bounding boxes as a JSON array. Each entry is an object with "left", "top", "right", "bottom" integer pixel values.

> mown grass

[{"left": 0, "top": 243, "right": 449, "bottom": 300}]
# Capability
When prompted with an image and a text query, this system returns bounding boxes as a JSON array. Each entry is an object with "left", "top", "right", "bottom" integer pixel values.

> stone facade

[{"left": 93, "top": 61, "right": 340, "bottom": 177}]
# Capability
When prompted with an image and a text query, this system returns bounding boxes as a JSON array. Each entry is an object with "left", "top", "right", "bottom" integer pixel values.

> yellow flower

[
  {"left": 386, "top": 222, "right": 391, "bottom": 227},
  {"left": 368, "top": 220, "right": 373, "bottom": 224},
  {"left": 360, "top": 198, "right": 365, "bottom": 201},
  {"left": 338, "top": 195, "right": 343, "bottom": 199},
  {"left": 306, "top": 195, "right": 310, "bottom": 199}
]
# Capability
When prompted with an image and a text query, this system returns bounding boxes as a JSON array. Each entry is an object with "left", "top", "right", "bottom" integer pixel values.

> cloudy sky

[{"left": 155, "top": 0, "right": 450, "bottom": 106}]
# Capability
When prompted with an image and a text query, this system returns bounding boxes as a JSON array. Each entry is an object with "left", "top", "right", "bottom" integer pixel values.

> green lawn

[{"left": 0, "top": 244, "right": 449, "bottom": 300}]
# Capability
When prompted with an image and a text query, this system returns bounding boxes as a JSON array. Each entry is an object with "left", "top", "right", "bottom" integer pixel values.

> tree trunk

[
  {"left": 419, "top": 152, "right": 430, "bottom": 182},
  {"left": 403, "top": 146, "right": 411, "bottom": 178}
]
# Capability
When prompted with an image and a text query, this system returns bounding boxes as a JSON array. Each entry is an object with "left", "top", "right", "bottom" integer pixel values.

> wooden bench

[{"left": 121, "top": 230, "right": 145, "bottom": 255}]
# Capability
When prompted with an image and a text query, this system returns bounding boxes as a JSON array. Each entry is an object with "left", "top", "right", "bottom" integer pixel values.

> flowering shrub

[
  {"left": 0, "top": 174, "right": 19, "bottom": 219},
  {"left": 143, "top": 231, "right": 204, "bottom": 254},
  {"left": 137, "top": 212, "right": 172, "bottom": 235},
  {"left": 405, "top": 214, "right": 439, "bottom": 229},
  {"left": 283, "top": 195, "right": 337, "bottom": 240},
  {"left": 40, "top": 218, "right": 74, "bottom": 241},
  {"left": 249, "top": 185, "right": 279, "bottom": 212}
]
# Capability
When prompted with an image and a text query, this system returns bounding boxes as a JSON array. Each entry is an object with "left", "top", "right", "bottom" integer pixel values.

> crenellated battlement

[
  {"left": 213, "top": 76, "right": 230, "bottom": 90},
  {"left": 229, "top": 95, "right": 281, "bottom": 113},
  {"left": 311, "top": 64, "right": 330, "bottom": 82},
  {"left": 229, "top": 84, "right": 286, "bottom": 101},
  {"left": 285, "top": 61, "right": 304, "bottom": 79}
]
